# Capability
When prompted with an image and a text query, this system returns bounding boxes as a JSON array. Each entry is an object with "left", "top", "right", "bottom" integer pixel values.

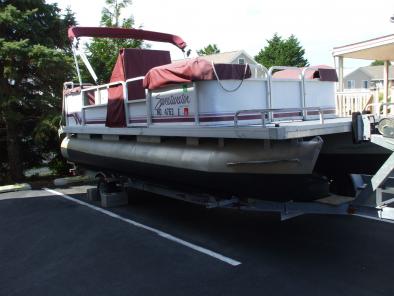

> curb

[
  {"left": 0, "top": 183, "right": 32, "bottom": 194},
  {"left": 53, "top": 175, "right": 95, "bottom": 186}
]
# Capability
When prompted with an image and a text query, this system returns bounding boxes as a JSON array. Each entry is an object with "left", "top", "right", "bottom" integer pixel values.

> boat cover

[
  {"left": 143, "top": 58, "right": 252, "bottom": 90},
  {"left": 68, "top": 26, "right": 186, "bottom": 50},
  {"left": 106, "top": 49, "right": 171, "bottom": 127},
  {"left": 273, "top": 65, "right": 338, "bottom": 81}
]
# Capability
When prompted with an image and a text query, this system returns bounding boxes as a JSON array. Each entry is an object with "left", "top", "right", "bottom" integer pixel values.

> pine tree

[
  {"left": 0, "top": 1, "right": 76, "bottom": 182},
  {"left": 255, "top": 33, "right": 309, "bottom": 69},
  {"left": 370, "top": 60, "right": 391, "bottom": 66},
  {"left": 85, "top": 0, "right": 145, "bottom": 84},
  {"left": 197, "top": 44, "right": 220, "bottom": 56}
]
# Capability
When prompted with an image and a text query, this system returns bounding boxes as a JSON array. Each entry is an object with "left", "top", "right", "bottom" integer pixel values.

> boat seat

[
  {"left": 106, "top": 48, "right": 171, "bottom": 127},
  {"left": 143, "top": 57, "right": 251, "bottom": 90},
  {"left": 272, "top": 66, "right": 338, "bottom": 81}
]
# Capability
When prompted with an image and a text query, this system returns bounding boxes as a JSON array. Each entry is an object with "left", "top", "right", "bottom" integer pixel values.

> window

[
  {"left": 238, "top": 58, "right": 245, "bottom": 65},
  {"left": 362, "top": 80, "right": 369, "bottom": 89},
  {"left": 347, "top": 80, "right": 355, "bottom": 89}
]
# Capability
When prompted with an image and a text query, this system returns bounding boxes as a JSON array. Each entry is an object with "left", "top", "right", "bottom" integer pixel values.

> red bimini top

[
  {"left": 143, "top": 58, "right": 251, "bottom": 90},
  {"left": 68, "top": 26, "right": 186, "bottom": 50}
]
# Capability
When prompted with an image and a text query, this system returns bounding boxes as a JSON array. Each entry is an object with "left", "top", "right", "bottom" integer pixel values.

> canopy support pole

[
  {"left": 72, "top": 46, "right": 82, "bottom": 86},
  {"left": 337, "top": 56, "right": 344, "bottom": 92},
  {"left": 76, "top": 46, "right": 98, "bottom": 84}
]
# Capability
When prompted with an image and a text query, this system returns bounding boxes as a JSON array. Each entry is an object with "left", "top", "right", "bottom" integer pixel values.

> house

[
  {"left": 195, "top": 50, "right": 257, "bottom": 65},
  {"left": 344, "top": 65, "right": 394, "bottom": 90},
  {"left": 174, "top": 50, "right": 261, "bottom": 77},
  {"left": 174, "top": 50, "right": 258, "bottom": 65}
]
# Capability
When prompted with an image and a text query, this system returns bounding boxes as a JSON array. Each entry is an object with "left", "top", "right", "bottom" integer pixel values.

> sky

[{"left": 49, "top": 0, "right": 394, "bottom": 72}]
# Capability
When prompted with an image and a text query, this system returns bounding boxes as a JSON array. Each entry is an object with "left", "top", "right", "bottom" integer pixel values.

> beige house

[
  {"left": 344, "top": 65, "right": 394, "bottom": 90},
  {"left": 174, "top": 50, "right": 258, "bottom": 65},
  {"left": 196, "top": 50, "right": 257, "bottom": 65},
  {"left": 174, "top": 50, "right": 262, "bottom": 77}
]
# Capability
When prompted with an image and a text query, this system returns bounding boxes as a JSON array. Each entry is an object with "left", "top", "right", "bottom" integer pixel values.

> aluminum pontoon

[{"left": 61, "top": 26, "right": 392, "bottom": 202}]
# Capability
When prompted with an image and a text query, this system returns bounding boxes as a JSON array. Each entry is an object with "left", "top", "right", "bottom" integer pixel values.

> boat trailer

[{"left": 88, "top": 116, "right": 394, "bottom": 222}]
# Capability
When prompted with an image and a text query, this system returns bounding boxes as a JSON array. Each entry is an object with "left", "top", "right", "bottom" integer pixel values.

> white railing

[
  {"left": 65, "top": 66, "right": 335, "bottom": 128},
  {"left": 79, "top": 77, "right": 145, "bottom": 126},
  {"left": 234, "top": 107, "right": 326, "bottom": 127},
  {"left": 335, "top": 90, "right": 371, "bottom": 117}
]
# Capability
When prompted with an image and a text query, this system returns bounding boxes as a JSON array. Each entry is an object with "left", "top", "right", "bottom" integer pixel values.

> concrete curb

[
  {"left": 53, "top": 175, "right": 95, "bottom": 186},
  {"left": 0, "top": 183, "right": 32, "bottom": 194}
]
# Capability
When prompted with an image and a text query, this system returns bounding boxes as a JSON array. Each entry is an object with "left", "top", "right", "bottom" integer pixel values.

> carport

[{"left": 333, "top": 34, "right": 394, "bottom": 115}]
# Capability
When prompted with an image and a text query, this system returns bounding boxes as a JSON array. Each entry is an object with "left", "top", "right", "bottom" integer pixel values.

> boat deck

[{"left": 62, "top": 117, "right": 352, "bottom": 140}]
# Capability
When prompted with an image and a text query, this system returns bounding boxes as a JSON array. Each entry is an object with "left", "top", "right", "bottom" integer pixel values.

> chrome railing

[
  {"left": 80, "top": 77, "right": 145, "bottom": 125},
  {"left": 234, "top": 107, "right": 326, "bottom": 127},
  {"left": 68, "top": 66, "right": 331, "bottom": 128}
]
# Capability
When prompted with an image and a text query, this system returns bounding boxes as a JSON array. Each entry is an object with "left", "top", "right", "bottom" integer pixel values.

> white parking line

[{"left": 43, "top": 188, "right": 241, "bottom": 267}]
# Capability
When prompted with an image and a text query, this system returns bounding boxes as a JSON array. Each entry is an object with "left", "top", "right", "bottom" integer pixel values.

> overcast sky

[{"left": 49, "top": 0, "right": 394, "bottom": 71}]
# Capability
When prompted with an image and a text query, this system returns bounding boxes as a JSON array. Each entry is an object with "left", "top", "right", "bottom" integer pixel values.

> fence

[{"left": 336, "top": 90, "right": 372, "bottom": 117}]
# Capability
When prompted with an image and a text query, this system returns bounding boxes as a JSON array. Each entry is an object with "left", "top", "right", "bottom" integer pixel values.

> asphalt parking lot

[{"left": 1, "top": 185, "right": 394, "bottom": 296}]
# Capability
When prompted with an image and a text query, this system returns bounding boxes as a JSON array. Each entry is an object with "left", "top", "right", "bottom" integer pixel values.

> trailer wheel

[{"left": 96, "top": 175, "right": 120, "bottom": 203}]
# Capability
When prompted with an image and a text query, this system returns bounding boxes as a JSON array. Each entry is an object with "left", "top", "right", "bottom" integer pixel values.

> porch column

[
  {"left": 338, "top": 56, "right": 344, "bottom": 92},
  {"left": 383, "top": 60, "right": 389, "bottom": 116}
]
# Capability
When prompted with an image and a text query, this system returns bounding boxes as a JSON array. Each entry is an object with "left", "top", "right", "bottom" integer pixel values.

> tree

[
  {"left": 197, "top": 44, "right": 220, "bottom": 56},
  {"left": 0, "top": 1, "right": 76, "bottom": 182},
  {"left": 254, "top": 33, "right": 309, "bottom": 68},
  {"left": 85, "top": 0, "right": 145, "bottom": 84},
  {"left": 370, "top": 60, "right": 391, "bottom": 66}
]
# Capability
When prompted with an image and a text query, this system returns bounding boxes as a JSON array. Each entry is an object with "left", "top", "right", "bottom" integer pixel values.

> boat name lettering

[{"left": 154, "top": 94, "right": 190, "bottom": 110}]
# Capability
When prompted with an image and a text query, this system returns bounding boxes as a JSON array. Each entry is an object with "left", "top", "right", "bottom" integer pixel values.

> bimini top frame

[{"left": 68, "top": 26, "right": 187, "bottom": 85}]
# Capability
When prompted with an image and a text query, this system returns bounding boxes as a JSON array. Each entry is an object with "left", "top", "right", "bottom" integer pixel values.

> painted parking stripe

[{"left": 43, "top": 188, "right": 241, "bottom": 266}]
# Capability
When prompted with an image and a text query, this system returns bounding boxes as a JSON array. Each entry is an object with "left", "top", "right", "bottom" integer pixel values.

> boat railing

[
  {"left": 81, "top": 80, "right": 125, "bottom": 103},
  {"left": 80, "top": 80, "right": 125, "bottom": 125},
  {"left": 234, "top": 107, "right": 325, "bottom": 127},
  {"left": 68, "top": 66, "right": 331, "bottom": 127},
  {"left": 268, "top": 66, "right": 320, "bottom": 122},
  {"left": 301, "top": 67, "right": 320, "bottom": 118},
  {"left": 256, "top": 64, "right": 269, "bottom": 79},
  {"left": 268, "top": 66, "right": 299, "bottom": 122},
  {"left": 79, "top": 77, "right": 145, "bottom": 125},
  {"left": 64, "top": 81, "right": 74, "bottom": 89},
  {"left": 123, "top": 76, "right": 146, "bottom": 127}
]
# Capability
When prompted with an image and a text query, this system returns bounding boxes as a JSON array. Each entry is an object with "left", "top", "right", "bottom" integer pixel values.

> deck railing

[
  {"left": 234, "top": 107, "right": 325, "bottom": 127},
  {"left": 335, "top": 90, "right": 372, "bottom": 117},
  {"left": 336, "top": 90, "right": 394, "bottom": 117},
  {"left": 64, "top": 66, "right": 346, "bottom": 128}
]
